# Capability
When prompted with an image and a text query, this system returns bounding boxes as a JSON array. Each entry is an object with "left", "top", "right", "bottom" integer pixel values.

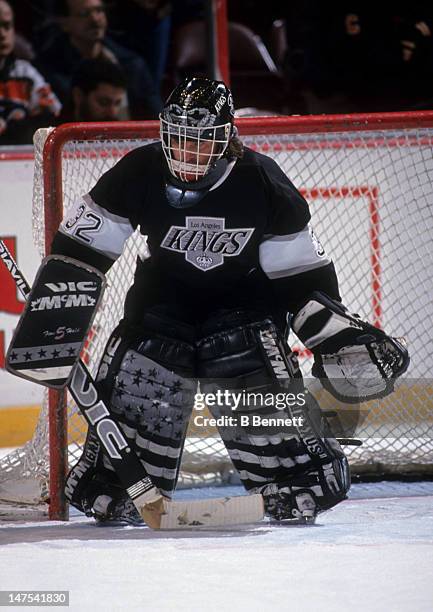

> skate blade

[
  {"left": 95, "top": 516, "right": 144, "bottom": 527},
  {"left": 269, "top": 515, "right": 317, "bottom": 526}
]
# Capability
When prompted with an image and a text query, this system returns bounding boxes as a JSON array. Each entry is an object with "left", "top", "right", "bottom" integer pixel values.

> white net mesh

[{"left": 1, "top": 118, "right": 432, "bottom": 517}]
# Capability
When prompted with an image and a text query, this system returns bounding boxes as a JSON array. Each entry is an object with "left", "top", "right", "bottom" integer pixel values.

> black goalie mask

[{"left": 160, "top": 77, "right": 235, "bottom": 183}]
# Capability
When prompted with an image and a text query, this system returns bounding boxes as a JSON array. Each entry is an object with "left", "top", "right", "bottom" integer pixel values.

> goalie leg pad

[
  {"left": 105, "top": 349, "right": 196, "bottom": 495},
  {"left": 6, "top": 255, "right": 105, "bottom": 388},
  {"left": 198, "top": 314, "right": 305, "bottom": 488},
  {"left": 96, "top": 319, "right": 196, "bottom": 496},
  {"left": 197, "top": 312, "right": 350, "bottom": 520},
  {"left": 258, "top": 393, "right": 351, "bottom": 521},
  {"left": 65, "top": 428, "right": 142, "bottom": 525},
  {"left": 292, "top": 291, "right": 410, "bottom": 403},
  {"left": 66, "top": 317, "right": 196, "bottom": 519}
]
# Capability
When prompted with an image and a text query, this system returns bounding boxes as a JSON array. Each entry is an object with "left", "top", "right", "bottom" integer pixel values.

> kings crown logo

[{"left": 161, "top": 217, "right": 254, "bottom": 271}]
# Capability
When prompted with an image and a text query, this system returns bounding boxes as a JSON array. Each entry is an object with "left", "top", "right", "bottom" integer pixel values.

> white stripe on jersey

[
  {"left": 259, "top": 225, "right": 331, "bottom": 279},
  {"left": 59, "top": 194, "right": 135, "bottom": 260}
]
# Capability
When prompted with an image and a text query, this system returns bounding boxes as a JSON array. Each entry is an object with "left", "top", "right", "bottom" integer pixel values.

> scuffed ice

[{"left": 1, "top": 482, "right": 432, "bottom": 612}]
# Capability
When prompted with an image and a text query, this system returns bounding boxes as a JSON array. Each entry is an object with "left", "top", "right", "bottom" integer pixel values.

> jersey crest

[{"left": 161, "top": 216, "right": 254, "bottom": 271}]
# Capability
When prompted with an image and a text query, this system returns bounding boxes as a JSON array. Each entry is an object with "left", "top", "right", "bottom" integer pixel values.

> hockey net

[{"left": 1, "top": 114, "right": 432, "bottom": 519}]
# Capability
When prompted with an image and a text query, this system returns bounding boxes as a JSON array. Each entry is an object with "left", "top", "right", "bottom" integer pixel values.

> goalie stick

[{"left": 0, "top": 239, "right": 264, "bottom": 529}]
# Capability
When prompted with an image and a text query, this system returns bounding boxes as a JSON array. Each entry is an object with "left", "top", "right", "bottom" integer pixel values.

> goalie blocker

[
  {"left": 6, "top": 255, "right": 106, "bottom": 388},
  {"left": 292, "top": 291, "right": 410, "bottom": 403}
]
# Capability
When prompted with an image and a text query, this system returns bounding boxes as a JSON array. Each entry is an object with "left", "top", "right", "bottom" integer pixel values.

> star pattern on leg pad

[
  {"left": 169, "top": 381, "right": 183, "bottom": 395},
  {"left": 132, "top": 376, "right": 142, "bottom": 387}
]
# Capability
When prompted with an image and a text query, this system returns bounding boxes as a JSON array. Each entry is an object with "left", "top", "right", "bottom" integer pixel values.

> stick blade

[{"left": 141, "top": 495, "right": 264, "bottom": 530}]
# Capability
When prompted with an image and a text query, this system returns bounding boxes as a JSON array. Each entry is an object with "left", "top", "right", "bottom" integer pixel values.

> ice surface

[{"left": 1, "top": 482, "right": 432, "bottom": 612}]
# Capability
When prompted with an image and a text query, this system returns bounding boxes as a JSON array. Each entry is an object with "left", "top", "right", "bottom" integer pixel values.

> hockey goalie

[{"left": 7, "top": 77, "right": 409, "bottom": 526}]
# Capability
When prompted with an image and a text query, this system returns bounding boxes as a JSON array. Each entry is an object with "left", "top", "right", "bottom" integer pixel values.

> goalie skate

[{"left": 94, "top": 496, "right": 144, "bottom": 527}]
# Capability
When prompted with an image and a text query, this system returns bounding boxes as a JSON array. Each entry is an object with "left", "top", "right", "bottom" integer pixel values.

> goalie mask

[{"left": 160, "top": 77, "right": 235, "bottom": 183}]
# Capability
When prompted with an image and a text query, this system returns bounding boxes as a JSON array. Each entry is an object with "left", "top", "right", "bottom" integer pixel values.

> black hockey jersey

[{"left": 52, "top": 143, "right": 340, "bottom": 325}]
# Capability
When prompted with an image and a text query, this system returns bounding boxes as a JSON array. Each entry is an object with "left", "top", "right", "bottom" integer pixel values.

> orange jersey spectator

[{"left": 0, "top": 0, "right": 61, "bottom": 143}]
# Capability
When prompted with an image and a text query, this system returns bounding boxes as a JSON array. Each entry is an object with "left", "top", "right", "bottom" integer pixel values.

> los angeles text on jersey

[{"left": 161, "top": 216, "right": 254, "bottom": 271}]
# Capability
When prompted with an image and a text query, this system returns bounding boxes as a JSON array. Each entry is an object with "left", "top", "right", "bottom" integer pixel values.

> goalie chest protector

[{"left": 6, "top": 255, "right": 106, "bottom": 388}]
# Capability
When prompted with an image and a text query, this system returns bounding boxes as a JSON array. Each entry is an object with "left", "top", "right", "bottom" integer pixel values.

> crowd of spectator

[
  {"left": 229, "top": 1, "right": 433, "bottom": 114},
  {"left": 1, "top": 0, "right": 432, "bottom": 145}
]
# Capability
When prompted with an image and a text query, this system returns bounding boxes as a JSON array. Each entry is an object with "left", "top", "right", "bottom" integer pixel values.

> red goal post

[{"left": 1, "top": 111, "right": 431, "bottom": 521}]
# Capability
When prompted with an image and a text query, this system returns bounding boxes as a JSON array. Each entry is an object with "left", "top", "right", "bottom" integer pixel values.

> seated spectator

[
  {"left": 36, "top": 0, "right": 162, "bottom": 119},
  {"left": 59, "top": 58, "right": 128, "bottom": 121},
  {"left": 0, "top": 0, "right": 61, "bottom": 144}
]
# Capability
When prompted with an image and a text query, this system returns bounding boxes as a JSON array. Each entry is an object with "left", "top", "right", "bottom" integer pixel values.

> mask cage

[{"left": 160, "top": 117, "right": 232, "bottom": 182}]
